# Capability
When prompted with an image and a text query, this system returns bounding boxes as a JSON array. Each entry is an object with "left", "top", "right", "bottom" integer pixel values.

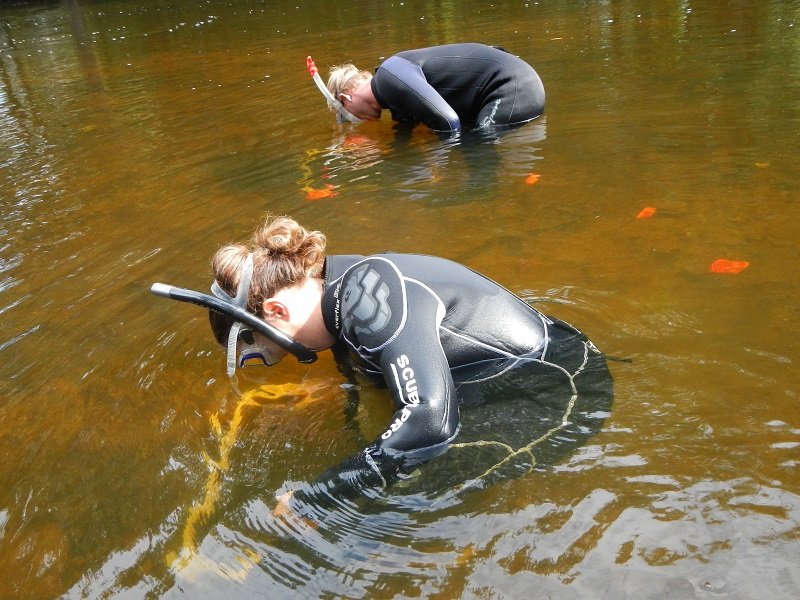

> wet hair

[
  {"left": 326, "top": 63, "right": 372, "bottom": 100},
  {"left": 208, "top": 216, "right": 327, "bottom": 346}
]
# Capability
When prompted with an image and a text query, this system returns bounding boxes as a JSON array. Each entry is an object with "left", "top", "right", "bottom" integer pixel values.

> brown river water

[{"left": 1, "top": 1, "right": 799, "bottom": 598}]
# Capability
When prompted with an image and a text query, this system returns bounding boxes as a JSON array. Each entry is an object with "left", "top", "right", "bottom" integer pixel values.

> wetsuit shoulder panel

[
  {"left": 338, "top": 255, "right": 408, "bottom": 353},
  {"left": 372, "top": 55, "right": 461, "bottom": 133}
]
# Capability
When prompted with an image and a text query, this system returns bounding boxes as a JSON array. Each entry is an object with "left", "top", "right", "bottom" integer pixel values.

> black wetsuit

[
  {"left": 370, "top": 43, "right": 546, "bottom": 133},
  {"left": 296, "top": 253, "right": 607, "bottom": 504}
]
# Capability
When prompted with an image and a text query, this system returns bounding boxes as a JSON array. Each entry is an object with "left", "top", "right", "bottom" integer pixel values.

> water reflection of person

[
  {"left": 326, "top": 43, "right": 545, "bottom": 134},
  {"left": 300, "top": 115, "right": 548, "bottom": 207},
  {"left": 203, "top": 216, "right": 611, "bottom": 517}
]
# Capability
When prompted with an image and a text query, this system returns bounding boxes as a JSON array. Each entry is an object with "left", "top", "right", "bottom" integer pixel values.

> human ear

[{"left": 262, "top": 299, "right": 290, "bottom": 322}]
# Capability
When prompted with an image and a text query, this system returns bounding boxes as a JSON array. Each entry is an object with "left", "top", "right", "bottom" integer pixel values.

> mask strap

[
  {"left": 226, "top": 322, "right": 245, "bottom": 377},
  {"left": 211, "top": 253, "right": 254, "bottom": 309},
  {"left": 210, "top": 253, "right": 255, "bottom": 378},
  {"left": 233, "top": 253, "right": 253, "bottom": 308}
]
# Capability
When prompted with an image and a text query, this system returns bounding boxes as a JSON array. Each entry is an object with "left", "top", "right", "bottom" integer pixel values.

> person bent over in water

[
  {"left": 197, "top": 216, "right": 609, "bottom": 515},
  {"left": 326, "top": 43, "right": 545, "bottom": 133}
]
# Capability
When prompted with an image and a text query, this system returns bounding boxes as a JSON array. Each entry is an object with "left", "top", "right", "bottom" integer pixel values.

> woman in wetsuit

[
  {"left": 326, "top": 43, "right": 546, "bottom": 133},
  {"left": 203, "top": 216, "right": 610, "bottom": 512}
]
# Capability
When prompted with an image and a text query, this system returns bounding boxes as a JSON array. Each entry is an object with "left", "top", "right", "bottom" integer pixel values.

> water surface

[{"left": 1, "top": 1, "right": 799, "bottom": 598}]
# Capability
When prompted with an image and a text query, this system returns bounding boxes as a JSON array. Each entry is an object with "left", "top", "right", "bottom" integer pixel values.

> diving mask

[{"left": 150, "top": 253, "right": 317, "bottom": 377}]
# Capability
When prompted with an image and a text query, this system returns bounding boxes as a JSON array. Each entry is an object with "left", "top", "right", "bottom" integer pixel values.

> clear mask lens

[{"left": 237, "top": 329, "right": 286, "bottom": 368}]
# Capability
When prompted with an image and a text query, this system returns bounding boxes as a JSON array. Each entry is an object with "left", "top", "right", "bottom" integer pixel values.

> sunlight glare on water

[{"left": 0, "top": 0, "right": 799, "bottom": 598}]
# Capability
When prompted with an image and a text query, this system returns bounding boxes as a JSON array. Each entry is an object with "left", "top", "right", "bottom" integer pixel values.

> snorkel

[
  {"left": 150, "top": 254, "right": 317, "bottom": 378},
  {"left": 306, "top": 55, "right": 363, "bottom": 124}
]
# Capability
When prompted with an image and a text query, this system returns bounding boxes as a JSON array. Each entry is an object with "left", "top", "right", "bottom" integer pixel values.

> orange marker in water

[
  {"left": 525, "top": 173, "right": 541, "bottom": 185},
  {"left": 304, "top": 184, "right": 338, "bottom": 201},
  {"left": 710, "top": 259, "right": 749, "bottom": 274},
  {"left": 636, "top": 207, "right": 657, "bottom": 219}
]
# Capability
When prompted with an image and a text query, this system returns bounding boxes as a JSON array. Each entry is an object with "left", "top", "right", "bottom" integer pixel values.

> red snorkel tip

[{"left": 306, "top": 56, "right": 318, "bottom": 77}]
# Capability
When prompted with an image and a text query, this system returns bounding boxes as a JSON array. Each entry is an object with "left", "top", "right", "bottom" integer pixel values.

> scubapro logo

[
  {"left": 382, "top": 354, "right": 421, "bottom": 440},
  {"left": 341, "top": 264, "right": 392, "bottom": 337}
]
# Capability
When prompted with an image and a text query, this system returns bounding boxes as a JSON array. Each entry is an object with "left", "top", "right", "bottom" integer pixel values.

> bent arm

[
  {"left": 291, "top": 361, "right": 457, "bottom": 511},
  {"left": 374, "top": 56, "right": 461, "bottom": 133},
  {"left": 291, "top": 283, "right": 459, "bottom": 507}
]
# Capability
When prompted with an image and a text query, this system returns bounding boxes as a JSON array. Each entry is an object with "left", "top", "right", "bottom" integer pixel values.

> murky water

[{"left": 1, "top": 0, "right": 799, "bottom": 598}]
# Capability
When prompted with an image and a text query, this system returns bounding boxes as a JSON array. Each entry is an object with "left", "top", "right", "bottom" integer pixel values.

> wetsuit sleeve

[
  {"left": 371, "top": 282, "right": 459, "bottom": 457},
  {"left": 373, "top": 55, "right": 461, "bottom": 133},
  {"left": 290, "top": 264, "right": 460, "bottom": 509}
]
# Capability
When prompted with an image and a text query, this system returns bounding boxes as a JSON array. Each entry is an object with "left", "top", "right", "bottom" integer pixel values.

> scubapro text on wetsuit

[{"left": 382, "top": 354, "right": 421, "bottom": 439}]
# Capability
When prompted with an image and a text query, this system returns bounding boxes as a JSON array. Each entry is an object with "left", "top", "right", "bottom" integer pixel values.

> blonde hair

[
  {"left": 209, "top": 216, "right": 326, "bottom": 344},
  {"left": 326, "top": 63, "right": 372, "bottom": 99}
]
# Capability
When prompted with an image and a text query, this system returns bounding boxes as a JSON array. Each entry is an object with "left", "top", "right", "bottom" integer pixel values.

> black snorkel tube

[{"left": 150, "top": 282, "right": 318, "bottom": 364}]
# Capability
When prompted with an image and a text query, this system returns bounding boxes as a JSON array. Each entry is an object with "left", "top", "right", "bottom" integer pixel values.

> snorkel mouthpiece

[{"left": 306, "top": 55, "right": 363, "bottom": 124}]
